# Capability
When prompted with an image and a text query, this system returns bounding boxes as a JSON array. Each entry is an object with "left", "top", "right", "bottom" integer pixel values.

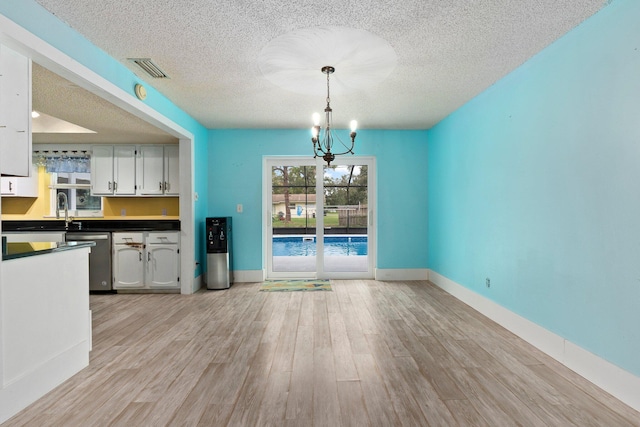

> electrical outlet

[{"left": 486, "top": 278, "right": 491, "bottom": 288}]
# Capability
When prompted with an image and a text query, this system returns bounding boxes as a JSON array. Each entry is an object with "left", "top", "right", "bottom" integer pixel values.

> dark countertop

[
  {"left": 2, "top": 219, "right": 180, "bottom": 233},
  {"left": 2, "top": 241, "right": 96, "bottom": 261}
]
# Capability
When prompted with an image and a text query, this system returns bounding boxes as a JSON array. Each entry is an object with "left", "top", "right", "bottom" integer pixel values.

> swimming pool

[{"left": 273, "top": 236, "right": 367, "bottom": 256}]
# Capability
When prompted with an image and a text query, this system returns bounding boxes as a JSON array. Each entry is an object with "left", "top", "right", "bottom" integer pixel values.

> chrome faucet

[{"left": 56, "top": 192, "right": 71, "bottom": 230}]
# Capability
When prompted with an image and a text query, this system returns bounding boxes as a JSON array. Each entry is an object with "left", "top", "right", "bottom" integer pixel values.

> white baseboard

[
  {"left": 375, "top": 268, "right": 429, "bottom": 281},
  {"left": 428, "top": 269, "right": 640, "bottom": 412},
  {"left": 0, "top": 341, "right": 89, "bottom": 424},
  {"left": 233, "top": 270, "right": 265, "bottom": 283},
  {"left": 191, "top": 274, "right": 202, "bottom": 294}
]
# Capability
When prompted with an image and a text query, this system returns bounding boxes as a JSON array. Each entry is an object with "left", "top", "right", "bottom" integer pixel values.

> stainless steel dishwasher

[{"left": 65, "top": 232, "right": 112, "bottom": 291}]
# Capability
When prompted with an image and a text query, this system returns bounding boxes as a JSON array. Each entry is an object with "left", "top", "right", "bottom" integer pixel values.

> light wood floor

[{"left": 4, "top": 280, "right": 639, "bottom": 426}]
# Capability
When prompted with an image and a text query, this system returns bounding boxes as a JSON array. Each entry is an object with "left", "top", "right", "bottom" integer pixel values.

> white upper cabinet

[
  {"left": 137, "top": 144, "right": 179, "bottom": 196},
  {"left": 1, "top": 164, "right": 38, "bottom": 197},
  {"left": 91, "top": 145, "right": 115, "bottom": 195},
  {"left": 114, "top": 146, "right": 136, "bottom": 194},
  {"left": 0, "top": 44, "right": 32, "bottom": 177},
  {"left": 91, "top": 145, "right": 136, "bottom": 195},
  {"left": 163, "top": 144, "right": 179, "bottom": 196},
  {"left": 137, "top": 145, "right": 164, "bottom": 195}
]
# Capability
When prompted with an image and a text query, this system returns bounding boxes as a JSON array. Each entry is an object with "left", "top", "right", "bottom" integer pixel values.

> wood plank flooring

[{"left": 4, "top": 280, "right": 639, "bottom": 426}]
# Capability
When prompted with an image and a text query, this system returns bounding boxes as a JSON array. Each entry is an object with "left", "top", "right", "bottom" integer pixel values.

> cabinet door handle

[
  {"left": 9, "top": 181, "right": 13, "bottom": 192},
  {"left": 108, "top": 182, "right": 111, "bottom": 191},
  {"left": 159, "top": 181, "right": 163, "bottom": 191},
  {"left": 148, "top": 252, "right": 151, "bottom": 262},
  {"left": 164, "top": 181, "right": 169, "bottom": 192},
  {"left": 139, "top": 251, "right": 142, "bottom": 261},
  {"left": 114, "top": 181, "right": 117, "bottom": 191}
]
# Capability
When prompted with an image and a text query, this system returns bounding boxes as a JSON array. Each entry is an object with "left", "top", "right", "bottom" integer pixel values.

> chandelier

[{"left": 311, "top": 66, "right": 357, "bottom": 166}]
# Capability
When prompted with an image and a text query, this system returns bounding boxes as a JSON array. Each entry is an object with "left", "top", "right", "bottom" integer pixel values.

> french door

[{"left": 264, "top": 156, "right": 375, "bottom": 279}]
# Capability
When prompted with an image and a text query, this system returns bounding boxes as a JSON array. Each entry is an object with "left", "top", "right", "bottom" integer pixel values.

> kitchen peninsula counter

[{"left": 0, "top": 236, "right": 93, "bottom": 422}]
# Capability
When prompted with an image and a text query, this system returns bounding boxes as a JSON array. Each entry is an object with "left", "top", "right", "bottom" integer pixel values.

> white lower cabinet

[
  {"left": 113, "top": 231, "right": 179, "bottom": 290},
  {"left": 146, "top": 232, "right": 180, "bottom": 288},
  {"left": 113, "top": 232, "right": 145, "bottom": 289}
]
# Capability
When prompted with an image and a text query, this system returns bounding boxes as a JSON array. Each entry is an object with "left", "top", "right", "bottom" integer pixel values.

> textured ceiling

[
  {"left": 32, "top": 63, "right": 178, "bottom": 144},
  {"left": 32, "top": 0, "right": 607, "bottom": 140}
]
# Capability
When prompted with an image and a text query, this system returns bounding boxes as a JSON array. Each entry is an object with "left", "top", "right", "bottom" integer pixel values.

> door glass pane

[
  {"left": 271, "top": 165, "right": 316, "bottom": 273},
  {"left": 323, "top": 164, "right": 368, "bottom": 272}
]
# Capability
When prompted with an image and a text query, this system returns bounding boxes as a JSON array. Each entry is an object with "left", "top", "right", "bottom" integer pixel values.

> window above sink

[{"left": 50, "top": 172, "right": 103, "bottom": 218}]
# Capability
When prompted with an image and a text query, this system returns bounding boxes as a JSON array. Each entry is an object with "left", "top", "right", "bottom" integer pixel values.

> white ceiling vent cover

[{"left": 128, "top": 58, "right": 169, "bottom": 78}]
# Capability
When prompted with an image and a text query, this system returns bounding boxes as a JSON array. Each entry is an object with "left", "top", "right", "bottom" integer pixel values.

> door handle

[{"left": 69, "top": 235, "right": 109, "bottom": 240}]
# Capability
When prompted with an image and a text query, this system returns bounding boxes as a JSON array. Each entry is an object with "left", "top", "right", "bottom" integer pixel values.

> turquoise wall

[
  {"left": 1, "top": 0, "right": 210, "bottom": 277},
  {"left": 208, "top": 129, "right": 428, "bottom": 271},
  {"left": 428, "top": 0, "right": 640, "bottom": 376}
]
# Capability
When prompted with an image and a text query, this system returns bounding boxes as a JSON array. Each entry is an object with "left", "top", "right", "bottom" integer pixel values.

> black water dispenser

[{"left": 206, "top": 217, "right": 233, "bottom": 290}]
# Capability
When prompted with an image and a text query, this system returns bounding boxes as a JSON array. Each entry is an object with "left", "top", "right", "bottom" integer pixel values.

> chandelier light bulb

[
  {"left": 312, "top": 112, "right": 321, "bottom": 126},
  {"left": 350, "top": 120, "right": 358, "bottom": 132}
]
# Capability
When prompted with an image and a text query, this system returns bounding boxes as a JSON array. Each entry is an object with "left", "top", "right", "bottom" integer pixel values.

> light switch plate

[{"left": 237, "top": 204, "right": 243, "bottom": 213}]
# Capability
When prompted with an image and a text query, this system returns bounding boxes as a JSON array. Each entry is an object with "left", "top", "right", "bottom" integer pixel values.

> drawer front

[
  {"left": 113, "top": 232, "right": 144, "bottom": 244},
  {"left": 146, "top": 232, "right": 180, "bottom": 244}
]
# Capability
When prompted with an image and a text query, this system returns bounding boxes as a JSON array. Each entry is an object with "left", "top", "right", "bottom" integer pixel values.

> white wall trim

[
  {"left": 0, "top": 340, "right": 89, "bottom": 424},
  {"left": 375, "top": 268, "right": 429, "bottom": 281},
  {"left": 428, "top": 269, "right": 640, "bottom": 412},
  {"left": 192, "top": 273, "right": 203, "bottom": 293},
  {"left": 234, "top": 270, "right": 265, "bottom": 283}
]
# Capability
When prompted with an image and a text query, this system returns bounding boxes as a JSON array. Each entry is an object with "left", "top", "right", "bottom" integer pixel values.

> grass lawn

[{"left": 272, "top": 212, "right": 340, "bottom": 228}]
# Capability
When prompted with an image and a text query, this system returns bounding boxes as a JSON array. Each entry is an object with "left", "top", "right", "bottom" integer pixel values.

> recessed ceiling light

[{"left": 31, "top": 112, "right": 97, "bottom": 134}]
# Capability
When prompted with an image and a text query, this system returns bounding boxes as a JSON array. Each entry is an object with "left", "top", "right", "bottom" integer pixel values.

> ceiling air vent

[{"left": 128, "top": 58, "right": 169, "bottom": 79}]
